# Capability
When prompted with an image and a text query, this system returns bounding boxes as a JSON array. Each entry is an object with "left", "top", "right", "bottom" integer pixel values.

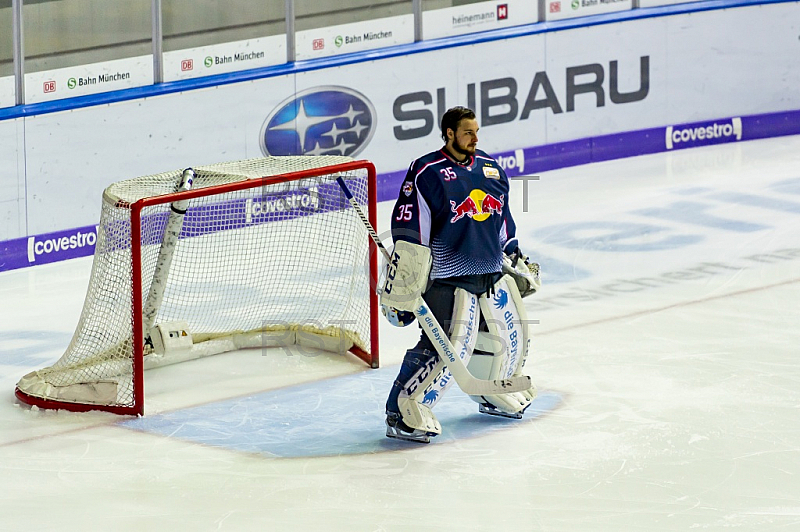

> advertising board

[
  {"left": 0, "top": 75, "right": 14, "bottom": 109},
  {"left": 544, "top": 0, "right": 632, "bottom": 21},
  {"left": 295, "top": 14, "right": 414, "bottom": 61},
  {"left": 422, "top": 0, "right": 538, "bottom": 40},
  {"left": 639, "top": 0, "right": 699, "bottom": 7},
  {"left": 162, "top": 35, "right": 286, "bottom": 82},
  {"left": 2, "top": 2, "right": 800, "bottom": 269},
  {"left": 24, "top": 55, "right": 154, "bottom": 104}
]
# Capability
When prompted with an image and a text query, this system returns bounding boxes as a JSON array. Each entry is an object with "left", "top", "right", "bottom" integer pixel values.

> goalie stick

[{"left": 335, "top": 176, "right": 532, "bottom": 396}]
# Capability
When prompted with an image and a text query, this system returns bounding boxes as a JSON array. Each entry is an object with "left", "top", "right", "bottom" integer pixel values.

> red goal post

[{"left": 15, "top": 156, "right": 380, "bottom": 416}]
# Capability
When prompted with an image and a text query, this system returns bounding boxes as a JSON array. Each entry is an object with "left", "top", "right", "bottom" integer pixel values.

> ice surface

[{"left": 1, "top": 136, "right": 799, "bottom": 531}]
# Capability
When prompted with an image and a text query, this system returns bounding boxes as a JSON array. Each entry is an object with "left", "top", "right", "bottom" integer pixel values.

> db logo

[
  {"left": 497, "top": 4, "right": 508, "bottom": 19},
  {"left": 312, "top": 38, "right": 324, "bottom": 50},
  {"left": 549, "top": 1, "right": 561, "bottom": 13},
  {"left": 181, "top": 59, "right": 193, "bottom": 71},
  {"left": 43, "top": 81, "right": 56, "bottom": 93}
]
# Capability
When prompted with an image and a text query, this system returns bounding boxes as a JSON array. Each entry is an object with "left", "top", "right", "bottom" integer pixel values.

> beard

[{"left": 451, "top": 137, "right": 476, "bottom": 158}]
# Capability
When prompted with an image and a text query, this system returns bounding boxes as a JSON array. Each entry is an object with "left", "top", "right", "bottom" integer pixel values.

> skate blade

[
  {"left": 385, "top": 424, "right": 433, "bottom": 444},
  {"left": 478, "top": 403, "right": 524, "bottom": 419}
]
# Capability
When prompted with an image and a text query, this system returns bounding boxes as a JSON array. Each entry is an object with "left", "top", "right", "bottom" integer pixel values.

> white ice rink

[{"left": 2, "top": 136, "right": 799, "bottom": 531}]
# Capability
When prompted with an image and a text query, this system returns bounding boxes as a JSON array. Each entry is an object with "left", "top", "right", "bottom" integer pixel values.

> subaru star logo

[{"left": 260, "top": 86, "right": 376, "bottom": 157}]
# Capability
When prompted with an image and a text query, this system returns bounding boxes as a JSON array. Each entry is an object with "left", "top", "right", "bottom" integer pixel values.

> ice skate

[
  {"left": 385, "top": 412, "right": 437, "bottom": 444},
  {"left": 478, "top": 402, "right": 528, "bottom": 419}
]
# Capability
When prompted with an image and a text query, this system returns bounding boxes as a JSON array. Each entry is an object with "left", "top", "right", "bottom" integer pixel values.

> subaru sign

[{"left": 260, "top": 86, "right": 376, "bottom": 157}]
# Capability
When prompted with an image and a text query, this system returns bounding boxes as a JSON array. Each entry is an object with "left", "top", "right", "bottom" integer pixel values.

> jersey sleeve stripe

[{"left": 416, "top": 176, "right": 432, "bottom": 246}]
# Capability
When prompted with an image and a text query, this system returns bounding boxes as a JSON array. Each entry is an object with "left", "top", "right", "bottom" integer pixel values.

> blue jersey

[{"left": 391, "top": 148, "right": 517, "bottom": 280}]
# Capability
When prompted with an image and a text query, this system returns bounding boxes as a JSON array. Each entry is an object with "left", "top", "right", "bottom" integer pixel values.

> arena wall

[{"left": 1, "top": 1, "right": 798, "bottom": 270}]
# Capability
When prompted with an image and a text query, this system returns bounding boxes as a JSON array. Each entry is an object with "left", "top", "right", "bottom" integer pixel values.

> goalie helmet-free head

[{"left": 440, "top": 106, "right": 476, "bottom": 143}]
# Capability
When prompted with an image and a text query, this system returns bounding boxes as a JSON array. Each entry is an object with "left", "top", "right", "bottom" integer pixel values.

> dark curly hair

[{"left": 440, "top": 106, "right": 476, "bottom": 143}]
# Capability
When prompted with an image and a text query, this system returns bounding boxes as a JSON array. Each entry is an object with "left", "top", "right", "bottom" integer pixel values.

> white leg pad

[
  {"left": 395, "top": 287, "right": 481, "bottom": 432},
  {"left": 397, "top": 396, "right": 442, "bottom": 434},
  {"left": 468, "top": 275, "right": 536, "bottom": 415},
  {"left": 475, "top": 387, "right": 538, "bottom": 416},
  {"left": 410, "top": 288, "right": 481, "bottom": 406}
]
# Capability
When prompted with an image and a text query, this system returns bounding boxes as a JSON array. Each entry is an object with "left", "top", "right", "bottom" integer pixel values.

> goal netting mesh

[{"left": 16, "top": 156, "right": 378, "bottom": 415}]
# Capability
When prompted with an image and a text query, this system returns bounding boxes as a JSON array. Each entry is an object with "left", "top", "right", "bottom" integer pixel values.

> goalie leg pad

[
  {"left": 385, "top": 289, "right": 481, "bottom": 437},
  {"left": 476, "top": 387, "right": 538, "bottom": 419},
  {"left": 407, "top": 287, "right": 481, "bottom": 408},
  {"left": 393, "top": 397, "right": 441, "bottom": 436},
  {"left": 385, "top": 356, "right": 443, "bottom": 442},
  {"left": 386, "top": 349, "right": 436, "bottom": 414},
  {"left": 386, "top": 348, "right": 445, "bottom": 437},
  {"left": 468, "top": 275, "right": 536, "bottom": 416}
]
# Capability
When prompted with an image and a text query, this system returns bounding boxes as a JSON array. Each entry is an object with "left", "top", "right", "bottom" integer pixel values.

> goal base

[{"left": 16, "top": 325, "right": 374, "bottom": 415}]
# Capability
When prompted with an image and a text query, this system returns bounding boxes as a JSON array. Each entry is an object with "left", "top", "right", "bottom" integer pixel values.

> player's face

[{"left": 450, "top": 119, "right": 479, "bottom": 157}]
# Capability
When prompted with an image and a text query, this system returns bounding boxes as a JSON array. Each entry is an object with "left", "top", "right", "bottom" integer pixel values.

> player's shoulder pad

[
  {"left": 474, "top": 149, "right": 508, "bottom": 179},
  {"left": 410, "top": 150, "right": 450, "bottom": 178},
  {"left": 474, "top": 148, "right": 495, "bottom": 160}
]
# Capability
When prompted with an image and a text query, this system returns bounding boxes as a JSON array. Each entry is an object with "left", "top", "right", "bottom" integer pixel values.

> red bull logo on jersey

[{"left": 450, "top": 189, "right": 504, "bottom": 223}]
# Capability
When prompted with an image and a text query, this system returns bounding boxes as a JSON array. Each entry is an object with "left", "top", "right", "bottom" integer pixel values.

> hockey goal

[{"left": 15, "top": 156, "right": 379, "bottom": 415}]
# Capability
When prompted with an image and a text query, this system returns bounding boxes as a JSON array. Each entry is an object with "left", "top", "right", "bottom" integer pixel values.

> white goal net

[{"left": 16, "top": 156, "right": 379, "bottom": 415}]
